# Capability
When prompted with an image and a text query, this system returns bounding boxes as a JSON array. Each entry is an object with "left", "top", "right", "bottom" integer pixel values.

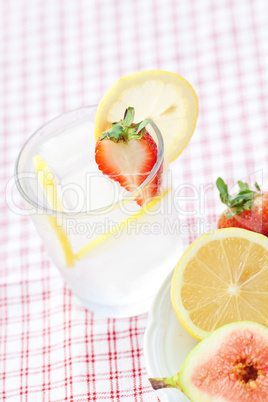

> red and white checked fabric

[{"left": 1, "top": 0, "right": 268, "bottom": 400}]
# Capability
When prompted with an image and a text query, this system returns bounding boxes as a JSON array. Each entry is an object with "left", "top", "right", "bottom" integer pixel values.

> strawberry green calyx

[
  {"left": 216, "top": 177, "right": 261, "bottom": 219},
  {"left": 100, "top": 107, "right": 150, "bottom": 142}
]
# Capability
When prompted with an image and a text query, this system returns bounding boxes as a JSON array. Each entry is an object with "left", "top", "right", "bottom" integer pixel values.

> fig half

[{"left": 149, "top": 321, "right": 268, "bottom": 401}]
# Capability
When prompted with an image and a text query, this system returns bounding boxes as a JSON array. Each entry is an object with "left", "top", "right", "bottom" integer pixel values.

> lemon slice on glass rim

[
  {"left": 94, "top": 70, "right": 198, "bottom": 162},
  {"left": 171, "top": 227, "right": 268, "bottom": 340}
]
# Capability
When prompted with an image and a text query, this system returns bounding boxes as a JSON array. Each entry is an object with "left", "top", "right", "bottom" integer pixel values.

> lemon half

[{"left": 171, "top": 228, "right": 268, "bottom": 340}]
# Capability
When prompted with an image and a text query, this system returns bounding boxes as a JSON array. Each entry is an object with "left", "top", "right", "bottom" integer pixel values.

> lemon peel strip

[
  {"left": 33, "top": 155, "right": 75, "bottom": 267},
  {"left": 75, "top": 187, "right": 171, "bottom": 260}
]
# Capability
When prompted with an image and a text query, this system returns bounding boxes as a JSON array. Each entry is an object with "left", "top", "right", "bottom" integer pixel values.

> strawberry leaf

[
  {"left": 226, "top": 211, "right": 236, "bottom": 219},
  {"left": 255, "top": 182, "right": 261, "bottom": 191},
  {"left": 135, "top": 119, "right": 151, "bottom": 134},
  {"left": 235, "top": 205, "right": 244, "bottom": 214},
  {"left": 216, "top": 178, "right": 261, "bottom": 219},
  {"left": 244, "top": 200, "right": 253, "bottom": 210},
  {"left": 230, "top": 192, "right": 255, "bottom": 205},
  {"left": 216, "top": 177, "right": 230, "bottom": 205},
  {"left": 100, "top": 125, "right": 123, "bottom": 141},
  {"left": 123, "top": 107, "right": 135, "bottom": 126},
  {"left": 100, "top": 107, "right": 150, "bottom": 142},
  {"left": 238, "top": 181, "right": 249, "bottom": 191}
]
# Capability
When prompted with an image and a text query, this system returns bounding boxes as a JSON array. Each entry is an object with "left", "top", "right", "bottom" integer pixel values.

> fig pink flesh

[{"left": 192, "top": 328, "right": 268, "bottom": 401}]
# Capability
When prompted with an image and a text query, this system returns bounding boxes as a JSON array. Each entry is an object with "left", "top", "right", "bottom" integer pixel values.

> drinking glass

[{"left": 15, "top": 106, "right": 181, "bottom": 317}]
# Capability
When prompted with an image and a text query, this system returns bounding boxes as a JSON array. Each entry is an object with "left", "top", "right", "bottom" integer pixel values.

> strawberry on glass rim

[
  {"left": 216, "top": 177, "right": 268, "bottom": 237},
  {"left": 95, "top": 107, "right": 162, "bottom": 206},
  {"left": 94, "top": 70, "right": 198, "bottom": 163}
]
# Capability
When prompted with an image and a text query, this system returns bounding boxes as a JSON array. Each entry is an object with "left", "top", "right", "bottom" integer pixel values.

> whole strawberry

[
  {"left": 216, "top": 178, "right": 268, "bottom": 237},
  {"left": 95, "top": 107, "right": 162, "bottom": 206}
]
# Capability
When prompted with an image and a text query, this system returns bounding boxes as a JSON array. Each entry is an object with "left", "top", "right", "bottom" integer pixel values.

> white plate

[{"left": 144, "top": 270, "right": 199, "bottom": 401}]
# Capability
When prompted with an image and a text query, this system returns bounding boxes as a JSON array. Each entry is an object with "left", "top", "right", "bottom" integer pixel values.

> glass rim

[{"left": 15, "top": 105, "right": 165, "bottom": 217}]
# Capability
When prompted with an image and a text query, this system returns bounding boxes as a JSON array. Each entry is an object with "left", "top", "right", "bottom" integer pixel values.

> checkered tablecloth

[{"left": 1, "top": 0, "right": 268, "bottom": 400}]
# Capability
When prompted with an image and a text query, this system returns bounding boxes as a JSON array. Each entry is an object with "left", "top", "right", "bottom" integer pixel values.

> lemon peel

[{"left": 33, "top": 155, "right": 75, "bottom": 267}]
